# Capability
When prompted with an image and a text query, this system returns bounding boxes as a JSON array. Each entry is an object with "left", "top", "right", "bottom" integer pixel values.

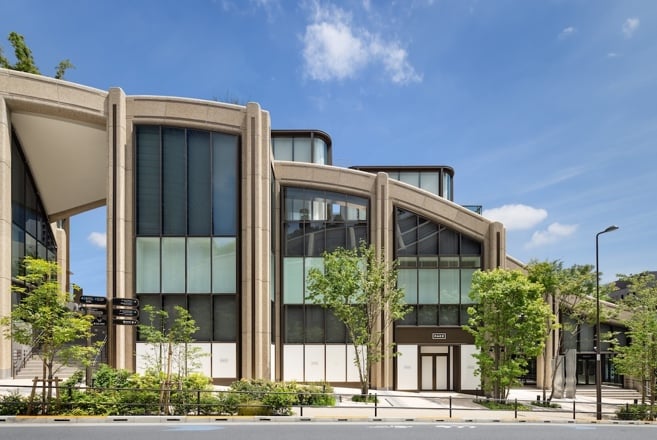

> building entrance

[
  {"left": 577, "top": 355, "right": 596, "bottom": 385},
  {"left": 419, "top": 346, "right": 451, "bottom": 391}
]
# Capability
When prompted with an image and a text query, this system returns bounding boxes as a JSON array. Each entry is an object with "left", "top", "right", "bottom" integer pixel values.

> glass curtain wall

[
  {"left": 281, "top": 187, "right": 368, "bottom": 343},
  {"left": 10, "top": 130, "right": 57, "bottom": 279},
  {"left": 134, "top": 125, "right": 239, "bottom": 342},
  {"left": 395, "top": 208, "right": 481, "bottom": 326}
]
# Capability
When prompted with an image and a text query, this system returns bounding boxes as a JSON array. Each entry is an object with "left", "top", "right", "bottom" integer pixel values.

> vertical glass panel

[
  {"left": 11, "top": 145, "right": 26, "bottom": 227},
  {"left": 285, "top": 305, "right": 304, "bottom": 343},
  {"left": 163, "top": 295, "right": 186, "bottom": 332},
  {"left": 285, "top": 188, "right": 311, "bottom": 220},
  {"left": 187, "top": 237, "right": 211, "bottom": 293},
  {"left": 439, "top": 304, "right": 459, "bottom": 325},
  {"left": 419, "top": 172, "right": 439, "bottom": 195},
  {"left": 305, "top": 306, "right": 324, "bottom": 342},
  {"left": 349, "top": 223, "right": 368, "bottom": 249},
  {"left": 213, "top": 295, "right": 237, "bottom": 341},
  {"left": 162, "top": 237, "right": 186, "bottom": 293},
  {"left": 418, "top": 305, "right": 438, "bottom": 325},
  {"left": 162, "top": 128, "right": 186, "bottom": 235},
  {"left": 418, "top": 256, "right": 438, "bottom": 268},
  {"left": 396, "top": 210, "right": 417, "bottom": 255},
  {"left": 346, "top": 196, "right": 368, "bottom": 221},
  {"left": 283, "top": 257, "right": 304, "bottom": 304},
  {"left": 137, "top": 264, "right": 161, "bottom": 304},
  {"left": 11, "top": 224, "right": 24, "bottom": 278},
  {"left": 188, "top": 130, "right": 211, "bottom": 235},
  {"left": 439, "top": 229, "right": 459, "bottom": 254},
  {"left": 579, "top": 324, "right": 594, "bottom": 351},
  {"left": 306, "top": 222, "right": 326, "bottom": 257},
  {"left": 213, "top": 133, "right": 238, "bottom": 235},
  {"left": 273, "top": 138, "right": 293, "bottom": 161},
  {"left": 325, "top": 224, "right": 345, "bottom": 252},
  {"left": 418, "top": 269, "right": 439, "bottom": 304},
  {"left": 398, "top": 269, "right": 418, "bottom": 304},
  {"left": 461, "top": 235, "right": 482, "bottom": 255},
  {"left": 326, "top": 310, "right": 346, "bottom": 343},
  {"left": 313, "top": 138, "right": 327, "bottom": 164},
  {"left": 136, "top": 294, "right": 161, "bottom": 341},
  {"left": 212, "top": 237, "right": 237, "bottom": 293},
  {"left": 311, "top": 195, "right": 327, "bottom": 221},
  {"left": 304, "top": 257, "right": 324, "bottom": 301},
  {"left": 417, "top": 220, "right": 438, "bottom": 254},
  {"left": 399, "top": 172, "right": 419, "bottom": 188},
  {"left": 189, "top": 295, "right": 212, "bottom": 340},
  {"left": 443, "top": 172, "right": 453, "bottom": 201},
  {"left": 461, "top": 256, "right": 481, "bottom": 268},
  {"left": 460, "top": 269, "right": 476, "bottom": 303},
  {"left": 460, "top": 305, "right": 471, "bottom": 326},
  {"left": 25, "top": 180, "right": 37, "bottom": 237},
  {"left": 439, "top": 256, "right": 460, "bottom": 268},
  {"left": 25, "top": 234, "right": 36, "bottom": 258},
  {"left": 398, "top": 305, "right": 417, "bottom": 325},
  {"left": 285, "top": 222, "right": 305, "bottom": 256},
  {"left": 293, "top": 138, "right": 312, "bottom": 162},
  {"left": 439, "top": 269, "right": 460, "bottom": 304}
]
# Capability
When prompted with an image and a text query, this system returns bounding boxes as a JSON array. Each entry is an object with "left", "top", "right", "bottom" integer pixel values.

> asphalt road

[{"left": 0, "top": 422, "right": 656, "bottom": 440}]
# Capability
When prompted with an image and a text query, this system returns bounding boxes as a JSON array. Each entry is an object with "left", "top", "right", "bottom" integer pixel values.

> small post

[
  {"left": 196, "top": 390, "right": 201, "bottom": 415},
  {"left": 374, "top": 393, "right": 378, "bottom": 417},
  {"left": 514, "top": 398, "right": 518, "bottom": 419},
  {"left": 572, "top": 400, "right": 576, "bottom": 420},
  {"left": 449, "top": 396, "right": 452, "bottom": 418}
]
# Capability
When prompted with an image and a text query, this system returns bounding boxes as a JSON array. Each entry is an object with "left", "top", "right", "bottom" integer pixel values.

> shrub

[
  {"left": 616, "top": 403, "right": 653, "bottom": 420},
  {"left": 0, "top": 391, "right": 29, "bottom": 415}
]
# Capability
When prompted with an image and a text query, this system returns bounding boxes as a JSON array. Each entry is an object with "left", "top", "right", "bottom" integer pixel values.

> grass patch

[
  {"left": 352, "top": 394, "right": 378, "bottom": 404},
  {"left": 532, "top": 401, "right": 561, "bottom": 408},
  {"left": 474, "top": 399, "right": 531, "bottom": 411}
]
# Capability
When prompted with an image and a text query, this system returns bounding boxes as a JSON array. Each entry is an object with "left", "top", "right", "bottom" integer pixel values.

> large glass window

[
  {"left": 272, "top": 133, "right": 330, "bottom": 165},
  {"left": 282, "top": 187, "right": 368, "bottom": 343},
  {"left": 135, "top": 125, "right": 240, "bottom": 342},
  {"left": 394, "top": 208, "right": 482, "bottom": 326}
]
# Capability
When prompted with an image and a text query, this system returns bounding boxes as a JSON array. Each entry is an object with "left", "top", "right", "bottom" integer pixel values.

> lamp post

[{"left": 595, "top": 225, "right": 619, "bottom": 420}]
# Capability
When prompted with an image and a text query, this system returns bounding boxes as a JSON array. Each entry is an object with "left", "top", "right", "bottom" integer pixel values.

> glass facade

[
  {"left": 134, "top": 125, "right": 239, "bottom": 342},
  {"left": 395, "top": 208, "right": 482, "bottom": 326},
  {"left": 281, "top": 187, "right": 368, "bottom": 343},
  {"left": 10, "top": 130, "right": 57, "bottom": 278},
  {"left": 271, "top": 131, "right": 330, "bottom": 165}
]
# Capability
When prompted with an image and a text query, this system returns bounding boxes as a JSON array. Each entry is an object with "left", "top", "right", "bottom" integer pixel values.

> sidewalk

[{"left": 0, "top": 380, "right": 646, "bottom": 424}]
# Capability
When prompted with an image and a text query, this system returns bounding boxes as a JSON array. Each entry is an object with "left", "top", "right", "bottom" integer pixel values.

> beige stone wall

[{"left": 0, "top": 97, "right": 12, "bottom": 378}]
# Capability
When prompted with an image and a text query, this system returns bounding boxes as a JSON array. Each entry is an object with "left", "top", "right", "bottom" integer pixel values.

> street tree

[
  {"left": 611, "top": 272, "right": 657, "bottom": 418},
  {"left": 465, "top": 268, "right": 553, "bottom": 401},
  {"left": 527, "top": 261, "right": 602, "bottom": 400},
  {"left": 0, "top": 31, "right": 73, "bottom": 79},
  {"left": 306, "top": 242, "right": 410, "bottom": 395},
  {"left": 0, "top": 257, "right": 99, "bottom": 414},
  {"left": 138, "top": 304, "right": 202, "bottom": 414}
]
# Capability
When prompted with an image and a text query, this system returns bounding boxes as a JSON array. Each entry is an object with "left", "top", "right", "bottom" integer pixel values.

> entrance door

[
  {"left": 576, "top": 355, "right": 596, "bottom": 385},
  {"left": 420, "top": 352, "right": 449, "bottom": 390}
]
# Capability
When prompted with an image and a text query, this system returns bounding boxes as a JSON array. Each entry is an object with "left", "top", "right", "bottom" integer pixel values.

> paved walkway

[{"left": 0, "top": 380, "right": 648, "bottom": 424}]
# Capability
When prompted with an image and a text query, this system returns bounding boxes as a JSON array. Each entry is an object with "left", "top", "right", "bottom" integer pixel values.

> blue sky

[{"left": 2, "top": 0, "right": 655, "bottom": 294}]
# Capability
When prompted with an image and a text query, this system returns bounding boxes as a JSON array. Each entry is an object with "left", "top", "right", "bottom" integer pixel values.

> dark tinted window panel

[
  {"left": 285, "top": 222, "right": 305, "bottom": 256},
  {"left": 136, "top": 126, "right": 161, "bottom": 235},
  {"left": 137, "top": 294, "right": 161, "bottom": 341},
  {"left": 187, "top": 130, "right": 211, "bottom": 235},
  {"left": 325, "top": 310, "right": 346, "bottom": 343},
  {"left": 306, "top": 222, "right": 326, "bottom": 256},
  {"left": 349, "top": 223, "right": 368, "bottom": 249},
  {"left": 325, "top": 225, "right": 346, "bottom": 252},
  {"left": 285, "top": 305, "right": 304, "bottom": 343},
  {"left": 418, "top": 305, "right": 438, "bottom": 325},
  {"left": 439, "top": 229, "right": 459, "bottom": 254},
  {"left": 189, "top": 295, "right": 212, "bottom": 341},
  {"left": 214, "top": 295, "right": 237, "bottom": 341},
  {"left": 162, "top": 128, "right": 187, "bottom": 235},
  {"left": 305, "top": 306, "right": 325, "bottom": 343},
  {"left": 398, "top": 305, "right": 417, "bottom": 325},
  {"left": 163, "top": 294, "right": 186, "bottom": 332},
  {"left": 212, "top": 133, "right": 238, "bottom": 236},
  {"left": 439, "top": 304, "right": 459, "bottom": 325},
  {"left": 396, "top": 210, "right": 417, "bottom": 255},
  {"left": 417, "top": 220, "right": 439, "bottom": 254},
  {"left": 461, "top": 235, "right": 482, "bottom": 255}
]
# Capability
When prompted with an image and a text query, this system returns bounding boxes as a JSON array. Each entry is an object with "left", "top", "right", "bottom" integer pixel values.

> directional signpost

[{"left": 111, "top": 297, "right": 140, "bottom": 326}]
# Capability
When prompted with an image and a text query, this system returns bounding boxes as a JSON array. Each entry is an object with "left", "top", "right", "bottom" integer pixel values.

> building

[{"left": 1, "top": 68, "right": 523, "bottom": 391}]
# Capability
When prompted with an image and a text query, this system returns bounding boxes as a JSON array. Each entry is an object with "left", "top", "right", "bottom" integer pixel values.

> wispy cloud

[
  {"left": 526, "top": 223, "right": 578, "bottom": 248},
  {"left": 622, "top": 17, "right": 640, "bottom": 38},
  {"left": 482, "top": 204, "right": 547, "bottom": 231},
  {"left": 301, "top": 1, "right": 421, "bottom": 84},
  {"left": 87, "top": 232, "right": 106, "bottom": 249},
  {"left": 607, "top": 52, "right": 619, "bottom": 58},
  {"left": 558, "top": 26, "right": 576, "bottom": 39}
]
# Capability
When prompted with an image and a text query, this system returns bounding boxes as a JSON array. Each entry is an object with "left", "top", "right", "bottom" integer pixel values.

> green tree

[
  {"left": 527, "top": 261, "right": 601, "bottom": 400},
  {"left": 611, "top": 272, "right": 657, "bottom": 418},
  {"left": 138, "top": 304, "right": 202, "bottom": 414},
  {"left": 0, "top": 257, "right": 98, "bottom": 414},
  {"left": 306, "top": 242, "right": 410, "bottom": 395},
  {"left": 465, "top": 268, "right": 553, "bottom": 400},
  {"left": 0, "top": 31, "right": 73, "bottom": 79}
]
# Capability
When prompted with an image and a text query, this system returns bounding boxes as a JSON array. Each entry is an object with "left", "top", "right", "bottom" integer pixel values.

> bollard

[
  {"left": 572, "top": 400, "right": 576, "bottom": 420},
  {"left": 449, "top": 396, "right": 452, "bottom": 418},
  {"left": 514, "top": 398, "right": 518, "bottom": 419},
  {"left": 374, "top": 393, "right": 378, "bottom": 417}
]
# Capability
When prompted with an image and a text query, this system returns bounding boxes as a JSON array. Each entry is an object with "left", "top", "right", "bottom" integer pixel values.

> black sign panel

[
  {"left": 113, "top": 318, "right": 139, "bottom": 326},
  {"left": 81, "top": 307, "right": 106, "bottom": 317},
  {"left": 92, "top": 317, "right": 107, "bottom": 327},
  {"left": 114, "top": 308, "right": 139, "bottom": 317},
  {"left": 112, "top": 298, "right": 139, "bottom": 307},
  {"left": 80, "top": 296, "right": 107, "bottom": 305}
]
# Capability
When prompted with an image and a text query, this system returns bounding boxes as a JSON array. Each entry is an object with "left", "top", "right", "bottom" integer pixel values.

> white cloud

[
  {"left": 526, "top": 222, "right": 578, "bottom": 248},
  {"left": 482, "top": 204, "right": 548, "bottom": 231},
  {"left": 301, "top": 1, "right": 421, "bottom": 84},
  {"left": 88, "top": 232, "right": 107, "bottom": 249},
  {"left": 558, "top": 26, "right": 576, "bottom": 39},
  {"left": 607, "top": 52, "right": 619, "bottom": 58},
  {"left": 622, "top": 17, "right": 640, "bottom": 38}
]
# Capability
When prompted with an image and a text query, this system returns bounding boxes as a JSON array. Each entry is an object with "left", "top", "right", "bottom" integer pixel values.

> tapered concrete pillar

[{"left": 0, "top": 97, "right": 12, "bottom": 378}]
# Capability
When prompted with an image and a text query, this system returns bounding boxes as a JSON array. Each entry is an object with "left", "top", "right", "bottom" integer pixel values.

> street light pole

[{"left": 595, "top": 225, "right": 619, "bottom": 421}]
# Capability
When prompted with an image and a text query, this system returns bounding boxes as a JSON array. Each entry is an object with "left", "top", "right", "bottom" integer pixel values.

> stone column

[{"left": 0, "top": 97, "right": 12, "bottom": 378}]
